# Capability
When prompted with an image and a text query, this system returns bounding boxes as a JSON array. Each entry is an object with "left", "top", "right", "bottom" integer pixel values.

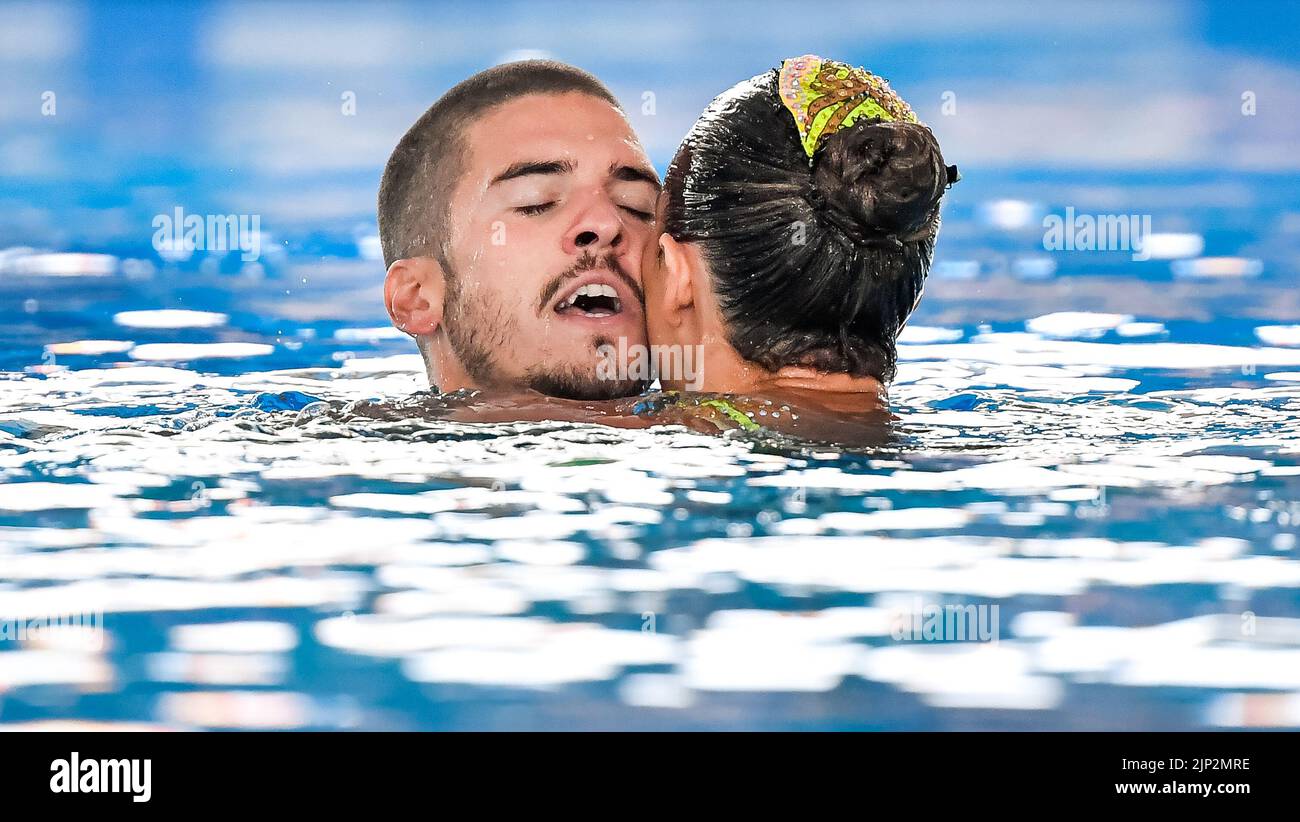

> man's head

[{"left": 379, "top": 60, "right": 658, "bottom": 399}]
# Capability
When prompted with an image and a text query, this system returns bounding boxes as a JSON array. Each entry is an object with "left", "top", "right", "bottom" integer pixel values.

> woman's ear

[
  {"left": 384, "top": 257, "right": 444, "bottom": 337},
  {"left": 658, "top": 234, "right": 696, "bottom": 328}
]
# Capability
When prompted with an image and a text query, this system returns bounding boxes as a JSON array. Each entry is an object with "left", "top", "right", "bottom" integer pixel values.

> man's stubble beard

[
  {"left": 443, "top": 270, "right": 646, "bottom": 401},
  {"left": 524, "top": 336, "right": 645, "bottom": 400}
]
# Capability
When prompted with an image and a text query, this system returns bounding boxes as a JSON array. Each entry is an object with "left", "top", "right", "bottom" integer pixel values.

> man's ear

[
  {"left": 384, "top": 257, "right": 445, "bottom": 337},
  {"left": 658, "top": 234, "right": 696, "bottom": 328}
]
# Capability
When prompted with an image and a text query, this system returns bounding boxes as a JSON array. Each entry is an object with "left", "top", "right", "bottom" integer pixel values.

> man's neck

[{"left": 422, "top": 335, "right": 477, "bottom": 394}]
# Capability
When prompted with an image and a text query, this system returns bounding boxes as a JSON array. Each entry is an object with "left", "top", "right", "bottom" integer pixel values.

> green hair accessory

[{"left": 778, "top": 54, "right": 918, "bottom": 159}]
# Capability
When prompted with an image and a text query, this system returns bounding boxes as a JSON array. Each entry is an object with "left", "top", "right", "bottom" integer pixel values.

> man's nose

[{"left": 563, "top": 195, "right": 624, "bottom": 255}]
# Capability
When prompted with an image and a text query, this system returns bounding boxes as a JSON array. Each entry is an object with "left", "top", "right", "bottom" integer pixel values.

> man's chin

[{"left": 526, "top": 370, "right": 645, "bottom": 401}]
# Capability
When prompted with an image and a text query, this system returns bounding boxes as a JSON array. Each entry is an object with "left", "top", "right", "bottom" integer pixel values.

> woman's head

[{"left": 644, "top": 56, "right": 957, "bottom": 390}]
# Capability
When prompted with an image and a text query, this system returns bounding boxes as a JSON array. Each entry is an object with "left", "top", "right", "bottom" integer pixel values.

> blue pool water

[
  {"left": 2, "top": 0, "right": 1300, "bottom": 730},
  {"left": 3, "top": 282, "right": 1299, "bottom": 730}
]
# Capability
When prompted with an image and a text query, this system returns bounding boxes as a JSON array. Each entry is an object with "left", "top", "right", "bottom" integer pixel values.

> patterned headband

[{"left": 778, "top": 54, "right": 920, "bottom": 159}]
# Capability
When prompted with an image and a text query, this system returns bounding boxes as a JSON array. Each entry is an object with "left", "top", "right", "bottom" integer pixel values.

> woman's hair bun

[{"left": 810, "top": 119, "right": 949, "bottom": 244}]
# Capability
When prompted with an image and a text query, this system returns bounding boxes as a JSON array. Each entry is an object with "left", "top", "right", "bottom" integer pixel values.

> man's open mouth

[
  {"left": 550, "top": 273, "right": 636, "bottom": 320},
  {"left": 557, "top": 283, "right": 621, "bottom": 317}
]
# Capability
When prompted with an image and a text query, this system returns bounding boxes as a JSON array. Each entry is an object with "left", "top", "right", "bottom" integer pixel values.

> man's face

[{"left": 440, "top": 91, "right": 658, "bottom": 399}]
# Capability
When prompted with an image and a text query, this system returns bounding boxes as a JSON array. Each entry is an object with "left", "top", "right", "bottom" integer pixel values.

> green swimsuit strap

[{"left": 698, "top": 398, "right": 761, "bottom": 432}]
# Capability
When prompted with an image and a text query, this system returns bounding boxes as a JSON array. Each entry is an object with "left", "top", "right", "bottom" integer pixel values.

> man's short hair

[{"left": 377, "top": 60, "right": 621, "bottom": 271}]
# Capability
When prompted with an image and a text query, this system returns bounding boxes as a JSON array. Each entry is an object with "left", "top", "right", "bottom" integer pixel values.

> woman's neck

[
  {"left": 752, "top": 367, "right": 885, "bottom": 413},
  {"left": 694, "top": 343, "right": 886, "bottom": 412}
]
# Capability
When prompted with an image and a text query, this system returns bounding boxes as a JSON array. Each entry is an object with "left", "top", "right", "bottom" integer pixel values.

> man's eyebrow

[
  {"left": 611, "top": 163, "right": 661, "bottom": 190},
  {"left": 490, "top": 159, "right": 575, "bottom": 186}
]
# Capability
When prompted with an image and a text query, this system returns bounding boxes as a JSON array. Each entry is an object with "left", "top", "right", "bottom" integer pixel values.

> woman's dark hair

[{"left": 662, "top": 68, "right": 955, "bottom": 383}]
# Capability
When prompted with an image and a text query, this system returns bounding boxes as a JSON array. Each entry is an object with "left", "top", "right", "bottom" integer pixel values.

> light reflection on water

[{"left": 2, "top": 326, "right": 1298, "bottom": 730}]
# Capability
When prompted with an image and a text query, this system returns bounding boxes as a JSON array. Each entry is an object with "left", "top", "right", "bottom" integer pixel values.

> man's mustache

[{"left": 535, "top": 252, "right": 645, "bottom": 315}]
